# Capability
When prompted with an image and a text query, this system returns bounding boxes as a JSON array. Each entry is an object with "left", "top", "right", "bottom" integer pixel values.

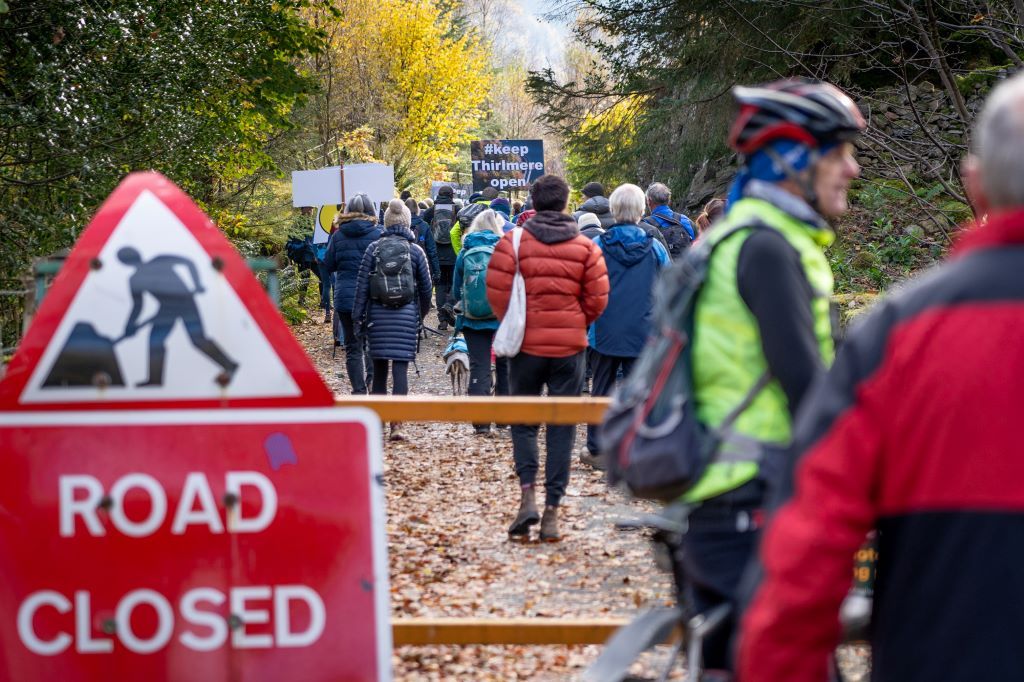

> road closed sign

[
  {"left": 0, "top": 408, "right": 389, "bottom": 681},
  {"left": 0, "top": 173, "right": 391, "bottom": 680}
]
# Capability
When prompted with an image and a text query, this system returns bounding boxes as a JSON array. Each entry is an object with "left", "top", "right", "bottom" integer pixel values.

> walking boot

[
  {"left": 389, "top": 422, "right": 406, "bottom": 442},
  {"left": 540, "top": 505, "right": 561, "bottom": 542},
  {"left": 508, "top": 485, "right": 540, "bottom": 540},
  {"left": 580, "top": 451, "right": 607, "bottom": 471}
]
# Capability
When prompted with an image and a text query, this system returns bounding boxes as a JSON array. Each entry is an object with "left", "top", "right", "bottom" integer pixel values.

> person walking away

[
  {"left": 352, "top": 200, "right": 432, "bottom": 441},
  {"left": 740, "top": 72, "right": 1024, "bottom": 682},
  {"left": 312, "top": 206, "right": 336, "bottom": 329},
  {"left": 422, "top": 185, "right": 458, "bottom": 329},
  {"left": 515, "top": 198, "right": 536, "bottom": 226},
  {"left": 583, "top": 184, "right": 669, "bottom": 468},
  {"left": 576, "top": 212, "right": 605, "bottom": 241},
  {"left": 285, "top": 206, "right": 319, "bottom": 311},
  {"left": 407, "top": 198, "right": 440, "bottom": 283},
  {"left": 487, "top": 174, "right": 609, "bottom": 542},
  {"left": 451, "top": 186, "right": 498, "bottom": 255},
  {"left": 488, "top": 196, "right": 516, "bottom": 233},
  {"left": 677, "top": 78, "right": 863, "bottom": 676},
  {"left": 695, "top": 197, "right": 726, "bottom": 238},
  {"left": 323, "top": 193, "right": 382, "bottom": 394},
  {"left": 643, "top": 182, "right": 695, "bottom": 259},
  {"left": 574, "top": 181, "right": 615, "bottom": 229},
  {"left": 451, "top": 209, "right": 510, "bottom": 434}
]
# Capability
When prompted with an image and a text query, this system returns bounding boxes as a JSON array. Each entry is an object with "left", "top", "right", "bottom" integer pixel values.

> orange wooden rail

[
  {"left": 334, "top": 395, "right": 611, "bottom": 425},
  {"left": 392, "top": 617, "right": 633, "bottom": 645}
]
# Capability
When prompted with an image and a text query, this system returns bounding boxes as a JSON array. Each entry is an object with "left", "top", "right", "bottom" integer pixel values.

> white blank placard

[
  {"left": 344, "top": 164, "right": 395, "bottom": 205},
  {"left": 292, "top": 167, "right": 342, "bottom": 207}
]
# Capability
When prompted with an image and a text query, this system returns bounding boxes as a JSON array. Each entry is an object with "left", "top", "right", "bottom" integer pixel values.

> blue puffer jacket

[
  {"left": 411, "top": 215, "right": 440, "bottom": 279},
  {"left": 323, "top": 214, "right": 382, "bottom": 313},
  {"left": 452, "top": 230, "right": 501, "bottom": 331},
  {"left": 591, "top": 223, "right": 669, "bottom": 357},
  {"left": 352, "top": 225, "right": 433, "bottom": 361}
]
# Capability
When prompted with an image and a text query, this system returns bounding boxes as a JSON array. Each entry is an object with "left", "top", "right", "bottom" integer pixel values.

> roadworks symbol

[{"left": 23, "top": 190, "right": 300, "bottom": 403}]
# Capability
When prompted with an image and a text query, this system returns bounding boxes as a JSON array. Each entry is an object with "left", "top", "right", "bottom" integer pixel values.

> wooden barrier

[
  {"left": 346, "top": 395, "right": 622, "bottom": 647},
  {"left": 392, "top": 617, "right": 630, "bottom": 646},
  {"left": 335, "top": 395, "right": 611, "bottom": 425}
]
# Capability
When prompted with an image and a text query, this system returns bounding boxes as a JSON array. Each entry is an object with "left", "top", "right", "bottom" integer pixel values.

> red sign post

[{"left": 0, "top": 173, "right": 390, "bottom": 680}]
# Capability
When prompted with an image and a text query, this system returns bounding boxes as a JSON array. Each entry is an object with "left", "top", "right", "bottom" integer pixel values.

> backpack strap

[
  {"left": 711, "top": 371, "right": 772, "bottom": 464},
  {"left": 641, "top": 215, "right": 662, "bottom": 230},
  {"left": 646, "top": 212, "right": 682, "bottom": 228}
]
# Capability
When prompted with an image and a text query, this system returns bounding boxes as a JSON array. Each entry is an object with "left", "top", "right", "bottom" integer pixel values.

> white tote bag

[{"left": 493, "top": 228, "right": 527, "bottom": 357}]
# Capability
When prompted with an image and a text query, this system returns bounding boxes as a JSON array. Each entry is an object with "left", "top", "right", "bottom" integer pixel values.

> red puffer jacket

[{"left": 486, "top": 210, "right": 609, "bottom": 357}]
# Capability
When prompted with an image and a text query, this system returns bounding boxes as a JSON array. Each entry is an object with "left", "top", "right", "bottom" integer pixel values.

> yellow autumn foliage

[
  {"left": 307, "top": 0, "right": 488, "bottom": 187},
  {"left": 566, "top": 95, "right": 649, "bottom": 192}
]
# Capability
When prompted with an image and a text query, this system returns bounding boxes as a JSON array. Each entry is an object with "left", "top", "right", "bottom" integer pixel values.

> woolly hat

[
  {"left": 582, "top": 182, "right": 605, "bottom": 198},
  {"left": 384, "top": 198, "right": 411, "bottom": 228},
  {"left": 481, "top": 186, "right": 500, "bottom": 200},
  {"left": 489, "top": 197, "right": 511, "bottom": 217},
  {"left": 436, "top": 185, "right": 454, "bottom": 199},
  {"left": 576, "top": 212, "right": 602, "bottom": 231}
]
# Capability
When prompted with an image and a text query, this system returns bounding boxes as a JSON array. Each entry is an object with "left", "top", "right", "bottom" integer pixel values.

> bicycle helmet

[{"left": 728, "top": 78, "right": 865, "bottom": 154}]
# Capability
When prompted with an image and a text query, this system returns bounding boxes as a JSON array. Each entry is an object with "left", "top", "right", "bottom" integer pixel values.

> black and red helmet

[{"left": 728, "top": 78, "right": 866, "bottom": 154}]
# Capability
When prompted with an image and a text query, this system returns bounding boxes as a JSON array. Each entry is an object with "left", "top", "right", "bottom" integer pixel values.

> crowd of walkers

[{"left": 290, "top": 71, "right": 1024, "bottom": 681}]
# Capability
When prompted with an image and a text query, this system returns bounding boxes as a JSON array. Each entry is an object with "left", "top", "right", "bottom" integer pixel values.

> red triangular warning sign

[{"left": 0, "top": 172, "right": 334, "bottom": 410}]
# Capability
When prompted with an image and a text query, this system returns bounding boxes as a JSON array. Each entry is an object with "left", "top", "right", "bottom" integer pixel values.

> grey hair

[
  {"left": 467, "top": 208, "right": 504, "bottom": 237},
  {"left": 645, "top": 182, "right": 671, "bottom": 206},
  {"left": 347, "top": 193, "right": 374, "bottom": 216},
  {"left": 610, "top": 183, "right": 647, "bottom": 225},
  {"left": 974, "top": 71, "right": 1024, "bottom": 209}
]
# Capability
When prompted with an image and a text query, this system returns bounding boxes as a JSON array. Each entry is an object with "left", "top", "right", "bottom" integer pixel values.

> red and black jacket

[{"left": 740, "top": 209, "right": 1024, "bottom": 682}]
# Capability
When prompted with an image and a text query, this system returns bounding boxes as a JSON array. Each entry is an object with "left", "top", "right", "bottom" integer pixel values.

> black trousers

[
  {"left": 462, "top": 327, "right": 510, "bottom": 397},
  {"left": 435, "top": 263, "right": 455, "bottom": 311},
  {"left": 371, "top": 359, "right": 408, "bottom": 395},
  {"left": 585, "top": 351, "right": 636, "bottom": 455},
  {"left": 338, "top": 312, "right": 372, "bottom": 394},
  {"left": 509, "top": 351, "right": 584, "bottom": 508},
  {"left": 678, "top": 500, "right": 762, "bottom": 671}
]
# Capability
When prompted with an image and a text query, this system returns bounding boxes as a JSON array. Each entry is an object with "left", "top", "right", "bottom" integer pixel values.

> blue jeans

[{"left": 317, "top": 261, "right": 332, "bottom": 311}]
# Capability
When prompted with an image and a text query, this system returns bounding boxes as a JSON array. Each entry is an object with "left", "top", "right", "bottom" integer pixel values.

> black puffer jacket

[
  {"left": 577, "top": 196, "right": 615, "bottom": 229},
  {"left": 352, "top": 225, "right": 433, "bottom": 361}
]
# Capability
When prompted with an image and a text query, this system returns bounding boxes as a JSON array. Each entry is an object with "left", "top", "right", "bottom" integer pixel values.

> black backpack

[
  {"left": 431, "top": 204, "right": 455, "bottom": 245},
  {"left": 284, "top": 236, "right": 317, "bottom": 273},
  {"left": 369, "top": 236, "right": 416, "bottom": 307},
  {"left": 457, "top": 202, "right": 487, "bottom": 230},
  {"left": 643, "top": 213, "right": 693, "bottom": 260},
  {"left": 598, "top": 221, "right": 771, "bottom": 501}
]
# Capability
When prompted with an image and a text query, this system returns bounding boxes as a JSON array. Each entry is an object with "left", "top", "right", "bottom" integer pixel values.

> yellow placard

[{"left": 315, "top": 204, "right": 339, "bottom": 245}]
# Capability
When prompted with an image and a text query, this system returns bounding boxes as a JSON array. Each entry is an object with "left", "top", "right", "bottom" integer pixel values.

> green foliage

[
  {"left": 277, "top": 267, "right": 315, "bottom": 326},
  {"left": 955, "top": 64, "right": 1009, "bottom": 96},
  {"left": 0, "top": 0, "right": 326, "bottom": 347},
  {"left": 830, "top": 179, "right": 954, "bottom": 294}
]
